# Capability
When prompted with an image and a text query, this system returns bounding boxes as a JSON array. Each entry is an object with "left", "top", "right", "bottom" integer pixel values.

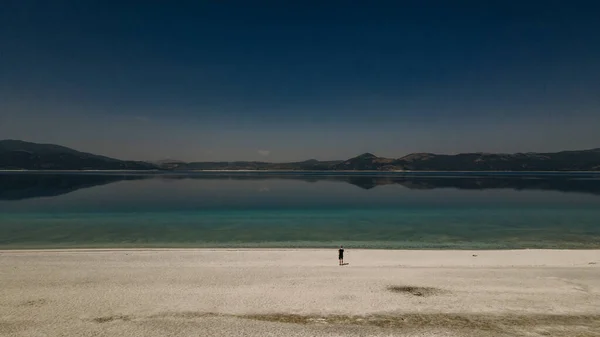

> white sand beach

[{"left": 1, "top": 249, "right": 599, "bottom": 337}]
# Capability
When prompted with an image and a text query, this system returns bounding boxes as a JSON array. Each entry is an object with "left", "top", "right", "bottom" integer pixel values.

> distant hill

[
  {"left": 161, "top": 149, "right": 600, "bottom": 171},
  {"left": 331, "top": 153, "right": 396, "bottom": 171},
  {"left": 161, "top": 159, "right": 344, "bottom": 171},
  {"left": 0, "top": 140, "right": 157, "bottom": 170},
  {"left": 2, "top": 140, "right": 600, "bottom": 171},
  {"left": 152, "top": 159, "right": 187, "bottom": 170},
  {"left": 389, "top": 149, "right": 600, "bottom": 171}
]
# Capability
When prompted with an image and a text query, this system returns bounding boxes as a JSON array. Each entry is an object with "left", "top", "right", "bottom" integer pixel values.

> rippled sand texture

[{"left": 1, "top": 249, "right": 599, "bottom": 336}]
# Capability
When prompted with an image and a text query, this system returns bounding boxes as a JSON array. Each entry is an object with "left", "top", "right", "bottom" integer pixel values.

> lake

[{"left": 1, "top": 172, "right": 600, "bottom": 249}]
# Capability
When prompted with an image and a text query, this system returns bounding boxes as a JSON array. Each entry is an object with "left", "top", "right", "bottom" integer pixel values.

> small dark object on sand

[{"left": 388, "top": 286, "right": 445, "bottom": 297}]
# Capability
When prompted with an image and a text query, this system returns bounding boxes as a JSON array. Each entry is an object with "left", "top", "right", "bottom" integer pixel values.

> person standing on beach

[{"left": 338, "top": 245, "right": 344, "bottom": 265}]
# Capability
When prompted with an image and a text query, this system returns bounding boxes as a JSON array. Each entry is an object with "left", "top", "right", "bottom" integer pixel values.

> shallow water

[{"left": 1, "top": 172, "right": 600, "bottom": 249}]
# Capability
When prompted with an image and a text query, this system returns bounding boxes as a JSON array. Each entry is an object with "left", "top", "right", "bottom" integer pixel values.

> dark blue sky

[{"left": 1, "top": 1, "right": 599, "bottom": 161}]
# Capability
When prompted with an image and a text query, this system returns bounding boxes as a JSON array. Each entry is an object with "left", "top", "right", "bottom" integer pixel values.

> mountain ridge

[
  {"left": 0, "top": 140, "right": 156, "bottom": 170},
  {"left": 1, "top": 140, "right": 600, "bottom": 171}
]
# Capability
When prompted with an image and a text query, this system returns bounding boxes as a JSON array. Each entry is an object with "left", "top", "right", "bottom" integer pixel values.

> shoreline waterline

[{"left": 2, "top": 241, "right": 600, "bottom": 250}]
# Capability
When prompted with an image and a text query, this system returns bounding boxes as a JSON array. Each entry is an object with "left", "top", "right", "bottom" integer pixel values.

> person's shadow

[{"left": 341, "top": 263, "right": 349, "bottom": 266}]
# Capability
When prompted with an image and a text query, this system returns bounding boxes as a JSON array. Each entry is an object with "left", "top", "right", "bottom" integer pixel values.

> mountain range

[
  {"left": 2, "top": 140, "right": 600, "bottom": 171},
  {"left": 0, "top": 140, "right": 155, "bottom": 170}
]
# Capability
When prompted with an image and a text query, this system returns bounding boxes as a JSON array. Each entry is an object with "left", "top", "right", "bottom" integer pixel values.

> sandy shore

[{"left": 1, "top": 249, "right": 599, "bottom": 337}]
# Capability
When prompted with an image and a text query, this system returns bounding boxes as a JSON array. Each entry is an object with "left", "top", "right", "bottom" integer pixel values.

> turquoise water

[{"left": 1, "top": 172, "right": 600, "bottom": 249}]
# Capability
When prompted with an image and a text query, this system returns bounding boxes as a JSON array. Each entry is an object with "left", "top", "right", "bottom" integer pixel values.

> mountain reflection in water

[{"left": 1, "top": 172, "right": 600, "bottom": 201}]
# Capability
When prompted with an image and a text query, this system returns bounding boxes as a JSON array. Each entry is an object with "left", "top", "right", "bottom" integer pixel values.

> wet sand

[{"left": 1, "top": 249, "right": 599, "bottom": 336}]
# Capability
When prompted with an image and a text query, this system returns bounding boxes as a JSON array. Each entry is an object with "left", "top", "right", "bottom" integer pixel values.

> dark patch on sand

[
  {"left": 241, "top": 313, "right": 600, "bottom": 336},
  {"left": 92, "top": 315, "right": 132, "bottom": 323},
  {"left": 19, "top": 299, "right": 47, "bottom": 307},
  {"left": 149, "top": 311, "right": 222, "bottom": 319},
  {"left": 87, "top": 311, "right": 600, "bottom": 336},
  {"left": 387, "top": 285, "right": 447, "bottom": 297}
]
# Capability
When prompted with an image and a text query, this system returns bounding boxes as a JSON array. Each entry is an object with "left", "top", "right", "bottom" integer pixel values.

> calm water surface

[{"left": 1, "top": 172, "right": 600, "bottom": 249}]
